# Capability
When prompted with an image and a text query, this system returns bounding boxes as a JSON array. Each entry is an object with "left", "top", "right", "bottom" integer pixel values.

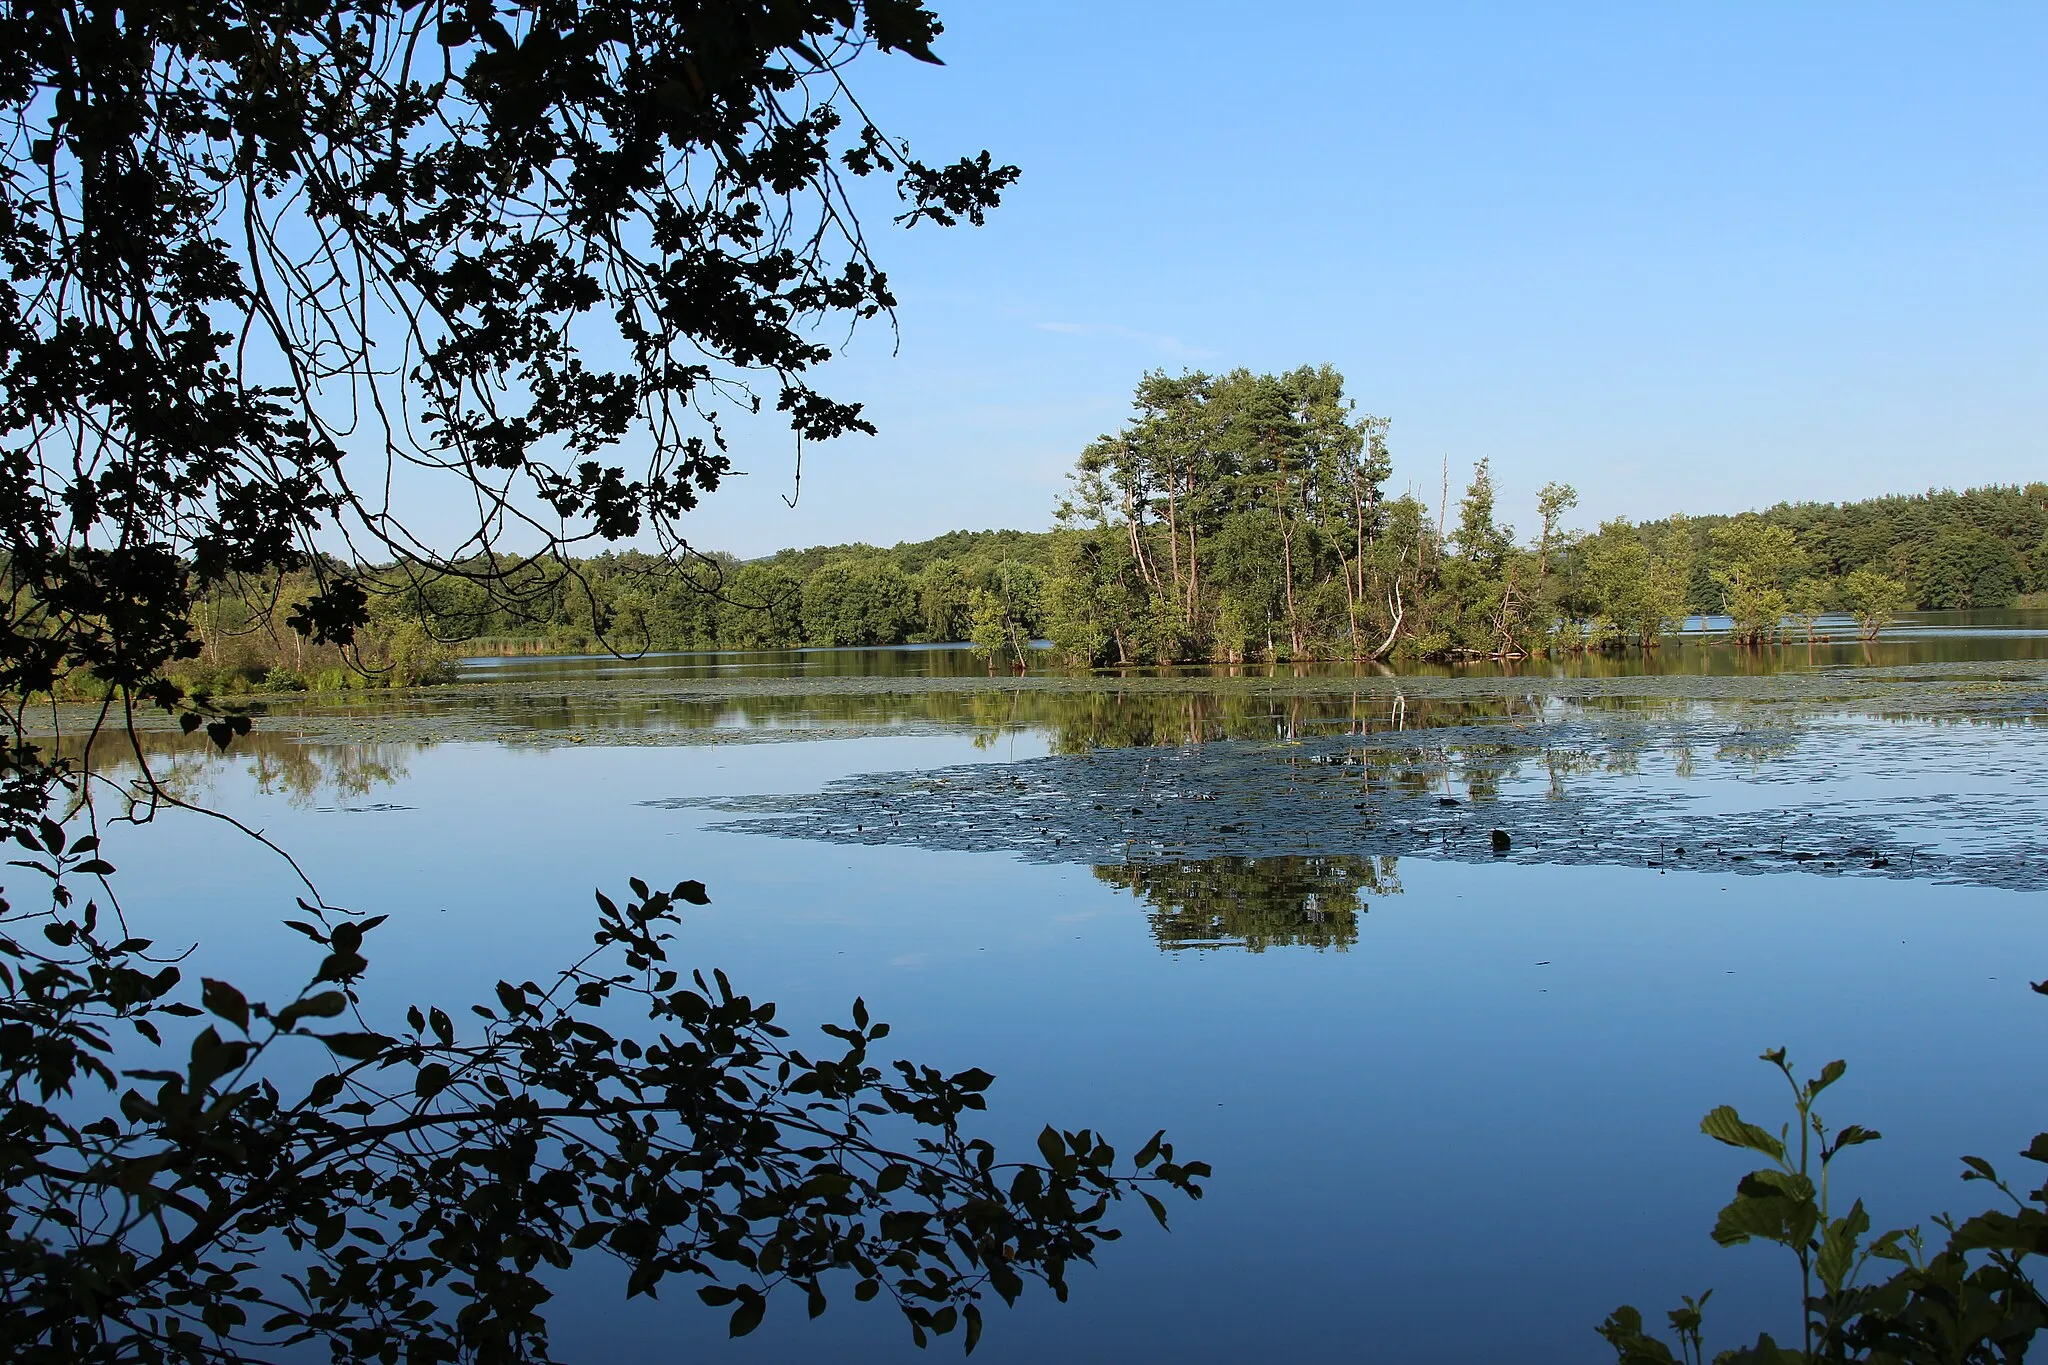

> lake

[{"left": 69, "top": 610, "right": 2048, "bottom": 1363}]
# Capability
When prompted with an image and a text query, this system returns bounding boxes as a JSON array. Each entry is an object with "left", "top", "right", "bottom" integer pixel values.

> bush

[{"left": 1603, "top": 1048, "right": 2047, "bottom": 1363}]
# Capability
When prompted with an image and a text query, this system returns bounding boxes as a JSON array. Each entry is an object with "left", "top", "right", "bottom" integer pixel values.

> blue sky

[{"left": 683, "top": 2, "right": 2045, "bottom": 557}]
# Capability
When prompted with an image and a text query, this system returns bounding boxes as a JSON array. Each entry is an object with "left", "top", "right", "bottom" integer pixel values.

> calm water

[{"left": 74, "top": 612, "right": 2048, "bottom": 1363}]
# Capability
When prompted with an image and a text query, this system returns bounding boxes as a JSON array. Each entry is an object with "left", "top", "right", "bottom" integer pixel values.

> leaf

[
  {"left": 1713, "top": 1192, "right": 1804, "bottom": 1249},
  {"left": 414, "top": 1063, "right": 451, "bottom": 1099},
  {"left": 275, "top": 990, "right": 347, "bottom": 1029},
  {"left": 676, "top": 879, "right": 710, "bottom": 905},
  {"left": 1701, "top": 1106, "right": 1785, "bottom": 1161},
  {"left": 201, "top": 978, "right": 250, "bottom": 1032},
  {"left": 1946, "top": 1209, "right": 2048, "bottom": 1255},
  {"left": 187, "top": 1027, "right": 250, "bottom": 1094},
  {"left": 315, "top": 1032, "right": 393, "bottom": 1061},
  {"left": 1816, "top": 1200, "right": 1869, "bottom": 1292},
  {"left": 1718, "top": 1333, "right": 1804, "bottom": 1365},
  {"left": 1140, "top": 1189, "right": 1169, "bottom": 1228},
  {"left": 728, "top": 1294, "right": 765, "bottom": 1337}
]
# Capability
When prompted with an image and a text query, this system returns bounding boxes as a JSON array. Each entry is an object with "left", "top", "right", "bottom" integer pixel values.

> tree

[
  {"left": 1579, "top": 518, "right": 1693, "bottom": 650},
  {"left": 1915, "top": 530, "right": 2022, "bottom": 610},
  {"left": 1841, "top": 567, "right": 1911, "bottom": 640},
  {"left": 1047, "top": 367, "right": 1391, "bottom": 663},
  {"left": 1536, "top": 482, "right": 1579, "bottom": 578},
  {"left": 1451, "top": 459, "right": 1514, "bottom": 572},
  {"left": 915, "top": 559, "right": 974, "bottom": 642},
  {"left": 1710, "top": 518, "right": 1807, "bottom": 646},
  {"left": 1786, "top": 575, "right": 1837, "bottom": 645},
  {"left": 0, "top": 1, "right": 1206, "bottom": 1356}
]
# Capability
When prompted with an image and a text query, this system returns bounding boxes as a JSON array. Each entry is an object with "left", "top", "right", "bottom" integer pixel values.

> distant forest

[{"left": 179, "top": 368, "right": 2047, "bottom": 687}]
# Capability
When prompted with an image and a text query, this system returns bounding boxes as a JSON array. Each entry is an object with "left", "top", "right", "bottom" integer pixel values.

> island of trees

[{"left": 168, "top": 366, "right": 2047, "bottom": 689}]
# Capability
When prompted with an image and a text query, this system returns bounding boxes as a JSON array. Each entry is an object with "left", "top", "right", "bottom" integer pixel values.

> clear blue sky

[{"left": 686, "top": 1, "right": 2045, "bottom": 557}]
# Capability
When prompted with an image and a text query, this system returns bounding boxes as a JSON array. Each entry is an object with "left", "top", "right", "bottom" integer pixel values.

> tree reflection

[
  {"left": 55, "top": 731, "right": 412, "bottom": 808},
  {"left": 1093, "top": 854, "right": 1402, "bottom": 953}
]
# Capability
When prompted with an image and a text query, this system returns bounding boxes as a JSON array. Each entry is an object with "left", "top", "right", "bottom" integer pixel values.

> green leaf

[
  {"left": 1701, "top": 1106, "right": 1785, "bottom": 1161},
  {"left": 1719, "top": 1333, "right": 1804, "bottom": 1365},
  {"left": 1867, "top": 1227, "right": 1916, "bottom": 1264},
  {"left": 1713, "top": 1192, "right": 1805, "bottom": 1248},
  {"left": 1947, "top": 1208, "right": 2048, "bottom": 1256},
  {"left": 1817, "top": 1200, "right": 1869, "bottom": 1292},
  {"left": 677, "top": 879, "right": 710, "bottom": 905}
]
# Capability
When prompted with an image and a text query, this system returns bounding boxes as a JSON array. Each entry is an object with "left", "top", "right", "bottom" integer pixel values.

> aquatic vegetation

[{"left": 649, "top": 665, "right": 2048, "bottom": 895}]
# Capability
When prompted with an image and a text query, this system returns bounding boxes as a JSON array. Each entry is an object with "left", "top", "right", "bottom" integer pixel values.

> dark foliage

[{"left": 0, "top": 1, "right": 1206, "bottom": 1358}]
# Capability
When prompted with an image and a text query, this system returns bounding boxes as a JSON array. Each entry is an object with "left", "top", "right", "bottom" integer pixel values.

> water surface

[{"left": 63, "top": 614, "right": 2048, "bottom": 1364}]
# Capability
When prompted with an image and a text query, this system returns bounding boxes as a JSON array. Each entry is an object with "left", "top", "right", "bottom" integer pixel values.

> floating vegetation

[
  {"left": 42, "top": 660, "right": 2048, "bottom": 894},
  {"left": 653, "top": 685, "right": 2048, "bottom": 894},
  {"left": 36, "top": 658, "right": 2048, "bottom": 751}
]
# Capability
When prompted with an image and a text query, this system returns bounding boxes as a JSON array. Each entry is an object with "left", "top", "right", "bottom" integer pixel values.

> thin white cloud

[{"left": 1033, "top": 320, "right": 1217, "bottom": 360}]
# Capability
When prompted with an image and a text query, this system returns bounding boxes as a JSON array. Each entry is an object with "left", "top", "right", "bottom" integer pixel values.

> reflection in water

[
  {"left": 30, "top": 634, "right": 2048, "bottom": 924},
  {"left": 35, "top": 615, "right": 2048, "bottom": 756},
  {"left": 51, "top": 729, "right": 415, "bottom": 810},
  {"left": 670, "top": 685, "right": 2048, "bottom": 897},
  {"left": 1096, "top": 854, "right": 1402, "bottom": 953},
  {"left": 454, "top": 609, "right": 2048, "bottom": 688}
]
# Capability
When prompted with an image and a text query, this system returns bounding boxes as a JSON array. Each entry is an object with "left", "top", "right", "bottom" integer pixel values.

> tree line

[
  {"left": 158, "top": 368, "right": 2045, "bottom": 690},
  {"left": 1039, "top": 367, "right": 2048, "bottom": 665}
]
